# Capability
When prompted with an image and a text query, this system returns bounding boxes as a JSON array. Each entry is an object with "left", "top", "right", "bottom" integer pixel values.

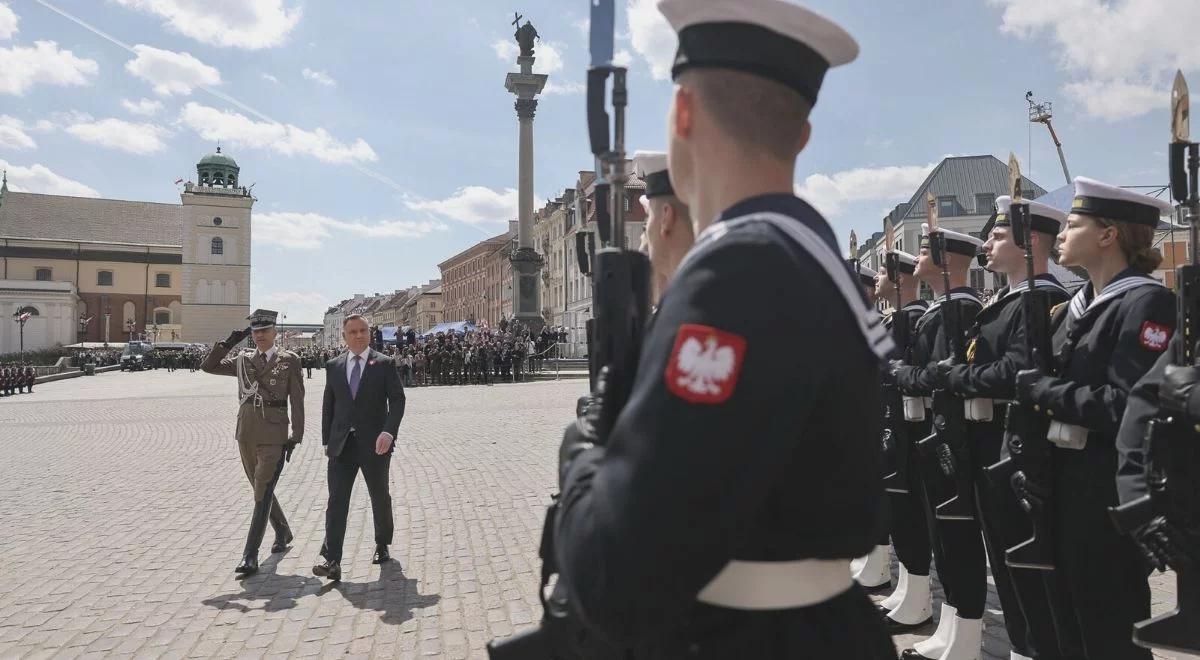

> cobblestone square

[{"left": 0, "top": 370, "right": 1187, "bottom": 658}]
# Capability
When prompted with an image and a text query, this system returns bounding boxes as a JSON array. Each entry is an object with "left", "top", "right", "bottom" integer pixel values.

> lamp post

[
  {"left": 13, "top": 310, "right": 28, "bottom": 353},
  {"left": 103, "top": 309, "right": 111, "bottom": 345},
  {"left": 78, "top": 315, "right": 89, "bottom": 343},
  {"left": 125, "top": 318, "right": 135, "bottom": 342}
]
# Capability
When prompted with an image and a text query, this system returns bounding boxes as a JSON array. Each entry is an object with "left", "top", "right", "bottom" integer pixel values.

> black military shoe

[
  {"left": 372, "top": 545, "right": 391, "bottom": 564},
  {"left": 235, "top": 554, "right": 259, "bottom": 576},
  {"left": 899, "top": 649, "right": 937, "bottom": 660},
  {"left": 271, "top": 531, "right": 294, "bottom": 553},
  {"left": 886, "top": 615, "right": 933, "bottom": 635},
  {"left": 313, "top": 559, "right": 341, "bottom": 581}
]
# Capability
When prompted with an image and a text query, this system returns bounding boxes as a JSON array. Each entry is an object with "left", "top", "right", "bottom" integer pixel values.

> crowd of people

[
  {"left": 294, "top": 320, "right": 565, "bottom": 387},
  {"left": 0, "top": 364, "right": 35, "bottom": 396}
]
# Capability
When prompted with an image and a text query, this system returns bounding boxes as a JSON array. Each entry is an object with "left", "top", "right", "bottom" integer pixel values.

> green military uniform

[{"left": 201, "top": 309, "right": 304, "bottom": 575}]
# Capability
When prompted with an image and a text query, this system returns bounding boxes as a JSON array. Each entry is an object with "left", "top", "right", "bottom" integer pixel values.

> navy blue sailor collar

[
  {"left": 714, "top": 193, "right": 840, "bottom": 258},
  {"left": 1066, "top": 266, "right": 1165, "bottom": 322}
]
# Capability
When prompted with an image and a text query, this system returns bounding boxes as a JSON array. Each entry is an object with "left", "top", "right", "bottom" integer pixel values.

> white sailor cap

[
  {"left": 1071, "top": 176, "right": 1173, "bottom": 228},
  {"left": 994, "top": 195, "right": 1066, "bottom": 235},
  {"left": 921, "top": 223, "right": 983, "bottom": 256},
  {"left": 634, "top": 151, "right": 674, "bottom": 199},
  {"left": 847, "top": 260, "right": 876, "bottom": 286},
  {"left": 657, "top": 0, "right": 859, "bottom": 106},
  {"left": 892, "top": 250, "right": 918, "bottom": 274}
]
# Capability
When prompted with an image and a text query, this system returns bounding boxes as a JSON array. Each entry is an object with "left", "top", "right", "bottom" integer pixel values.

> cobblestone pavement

[{"left": 0, "top": 369, "right": 1189, "bottom": 659}]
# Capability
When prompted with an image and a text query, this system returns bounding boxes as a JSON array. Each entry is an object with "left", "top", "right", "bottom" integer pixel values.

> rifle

[
  {"left": 984, "top": 154, "right": 1056, "bottom": 571},
  {"left": 913, "top": 194, "right": 976, "bottom": 521},
  {"left": 1107, "top": 70, "right": 1200, "bottom": 655},
  {"left": 882, "top": 220, "right": 912, "bottom": 495},
  {"left": 487, "top": 2, "right": 650, "bottom": 657}
]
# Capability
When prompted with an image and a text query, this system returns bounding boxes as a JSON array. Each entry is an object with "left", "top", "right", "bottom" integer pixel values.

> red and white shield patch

[
  {"left": 664, "top": 324, "right": 747, "bottom": 404},
  {"left": 1139, "top": 321, "right": 1172, "bottom": 352}
]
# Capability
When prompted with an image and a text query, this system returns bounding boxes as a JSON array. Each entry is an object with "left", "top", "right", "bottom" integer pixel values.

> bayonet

[{"left": 1173, "top": 70, "right": 1189, "bottom": 144}]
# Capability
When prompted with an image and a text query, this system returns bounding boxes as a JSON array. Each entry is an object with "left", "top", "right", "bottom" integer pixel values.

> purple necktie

[{"left": 349, "top": 356, "right": 362, "bottom": 398}]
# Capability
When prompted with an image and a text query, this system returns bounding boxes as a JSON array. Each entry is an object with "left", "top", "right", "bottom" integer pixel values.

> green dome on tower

[{"left": 196, "top": 146, "right": 241, "bottom": 188}]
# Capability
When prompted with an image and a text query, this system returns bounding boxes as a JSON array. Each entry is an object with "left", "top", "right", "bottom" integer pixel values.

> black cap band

[
  {"left": 994, "top": 212, "right": 1061, "bottom": 235},
  {"left": 944, "top": 238, "right": 978, "bottom": 256},
  {"left": 643, "top": 170, "right": 674, "bottom": 198},
  {"left": 1072, "top": 196, "right": 1160, "bottom": 227},
  {"left": 672, "top": 22, "right": 830, "bottom": 106}
]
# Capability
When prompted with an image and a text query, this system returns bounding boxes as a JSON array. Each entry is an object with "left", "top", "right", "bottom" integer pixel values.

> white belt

[
  {"left": 696, "top": 559, "right": 852, "bottom": 610},
  {"left": 964, "top": 398, "right": 993, "bottom": 424},
  {"left": 1047, "top": 421, "right": 1088, "bottom": 450}
]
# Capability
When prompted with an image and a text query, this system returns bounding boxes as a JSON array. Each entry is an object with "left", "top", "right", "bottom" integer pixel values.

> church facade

[{"left": 0, "top": 150, "right": 254, "bottom": 353}]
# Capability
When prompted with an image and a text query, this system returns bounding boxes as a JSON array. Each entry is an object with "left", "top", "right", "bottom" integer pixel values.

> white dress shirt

[
  {"left": 345, "top": 348, "right": 392, "bottom": 442},
  {"left": 254, "top": 345, "right": 278, "bottom": 362}
]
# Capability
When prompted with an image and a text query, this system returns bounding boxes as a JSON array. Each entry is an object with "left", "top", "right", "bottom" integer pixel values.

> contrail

[{"left": 33, "top": 0, "right": 493, "bottom": 236}]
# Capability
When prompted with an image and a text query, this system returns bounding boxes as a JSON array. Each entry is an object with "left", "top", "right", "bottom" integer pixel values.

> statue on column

[{"left": 512, "top": 13, "right": 539, "bottom": 57}]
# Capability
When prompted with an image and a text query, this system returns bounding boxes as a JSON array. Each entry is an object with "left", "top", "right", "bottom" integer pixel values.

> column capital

[{"left": 515, "top": 99, "right": 538, "bottom": 120}]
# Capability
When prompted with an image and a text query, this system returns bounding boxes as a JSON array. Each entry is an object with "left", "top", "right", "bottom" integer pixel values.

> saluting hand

[
  {"left": 222, "top": 327, "right": 251, "bottom": 348},
  {"left": 375, "top": 433, "right": 393, "bottom": 455}
]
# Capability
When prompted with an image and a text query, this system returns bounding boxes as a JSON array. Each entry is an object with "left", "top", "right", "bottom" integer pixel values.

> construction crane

[{"left": 1027, "top": 91, "right": 1072, "bottom": 185}]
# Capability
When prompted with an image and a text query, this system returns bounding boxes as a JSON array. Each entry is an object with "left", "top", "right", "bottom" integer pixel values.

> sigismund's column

[{"left": 505, "top": 19, "right": 547, "bottom": 333}]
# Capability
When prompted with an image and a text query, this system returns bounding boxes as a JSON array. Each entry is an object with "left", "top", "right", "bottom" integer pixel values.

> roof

[
  {"left": 199, "top": 151, "right": 239, "bottom": 169},
  {"left": 0, "top": 191, "right": 182, "bottom": 246},
  {"left": 897, "top": 155, "right": 1047, "bottom": 222}
]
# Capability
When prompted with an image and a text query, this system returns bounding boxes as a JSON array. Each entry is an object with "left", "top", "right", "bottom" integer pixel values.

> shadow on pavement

[
  {"left": 329, "top": 561, "right": 441, "bottom": 626},
  {"left": 202, "top": 551, "right": 327, "bottom": 613}
]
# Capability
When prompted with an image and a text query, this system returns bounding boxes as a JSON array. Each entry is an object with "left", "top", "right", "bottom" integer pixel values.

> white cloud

[
  {"left": 251, "top": 290, "right": 329, "bottom": 323},
  {"left": 125, "top": 44, "right": 221, "bottom": 96},
  {"left": 254, "top": 212, "right": 447, "bottom": 250},
  {"left": 406, "top": 186, "right": 536, "bottom": 226},
  {"left": 991, "top": 0, "right": 1200, "bottom": 121},
  {"left": 66, "top": 118, "right": 169, "bottom": 155},
  {"left": 0, "top": 2, "right": 18, "bottom": 40},
  {"left": 572, "top": 18, "right": 589, "bottom": 38},
  {"left": 0, "top": 116, "right": 37, "bottom": 150},
  {"left": 109, "top": 0, "right": 301, "bottom": 50},
  {"left": 491, "top": 39, "right": 565, "bottom": 74},
  {"left": 795, "top": 162, "right": 937, "bottom": 217},
  {"left": 0, "top": 41, "right": 98, "bottom": 95},
  {"left": 179, "top": 102, "right": 377, "bottom": 164},
  {"left": 627, "top": 0, "right": 675, "bottom": 81},
  {"left": 121, "top": 97, "right": 164, "bottom": 116},
  {"left": 301, "top": 67, "right": 335, "bottom": 86},
  {"left": 261, "top": 73, "right": 279, "bottom": 84},
  {"left": 0, "top": 159, "right": 99, "bottom": 197},
  {"left": 543, "top": 80, "right": 587, "bottom": 96},
  {"left": 613, "top": 49, "right": 633, "bottom": 67}
]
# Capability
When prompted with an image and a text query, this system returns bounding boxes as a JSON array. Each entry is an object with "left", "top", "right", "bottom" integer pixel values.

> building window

[
  {"left": 938, "top": 196, "right": 956, "bottom": 217},
  {"left": 97, "top": 270, "right": 114, "bottom": 286},
  {"left": 155, "top": 273, "right": 171, "bottom": 288},
  {"left": 154, "top": 309, "right": 170, "bottom": 325},
  {"left": 213, "top": 217, "right": 223, "bottom": 226},
  {"left": 35, "top": 268, "right": 51, "bottom": 281},
  {"left": 975, "top": 193, "right": 995, "bottom": 214},
  {"left": 211, "top": 237, "right": 224, "bottom": 255},
  {"left": 970, "top": 268, "right": 986, "bottom": 292}
]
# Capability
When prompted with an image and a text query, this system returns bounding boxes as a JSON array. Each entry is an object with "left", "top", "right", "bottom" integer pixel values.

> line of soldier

[
  {"left": 0, "top": 364, "right": 35, "bottom": 395},
  {"left": 853, "top": 176, "right": 1182, "bottom": 660}
]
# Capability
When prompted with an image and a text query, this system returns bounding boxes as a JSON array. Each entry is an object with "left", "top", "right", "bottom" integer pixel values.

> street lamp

[
  {"left": 125, "top": 318, "right": 135, "bottom": 342},
  {"left": 103, "top": 308, "right": 111, "bottom": 345},
  {"left": 78, "top": 314, "right": 90, "bottom": 342},
  {"left": 12, "top": 309, "right": 29, "bottom": 353}
]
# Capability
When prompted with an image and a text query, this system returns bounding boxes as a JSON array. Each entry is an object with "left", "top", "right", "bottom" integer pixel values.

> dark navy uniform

[
  {"left": 1022, "top": 269, "right": 1174, "bottom": 659},
  {"left": 943, "top": 274, "right": 1069, "bottom": 658},
  {"left": 895, "top": 288, "right": 986, "bottom": 626},
  {"left": 556, "top": 195, "right": 896, "bottom": 658},
  {"left": 883, "top": 300, "right": 935, "bottom": 589}
]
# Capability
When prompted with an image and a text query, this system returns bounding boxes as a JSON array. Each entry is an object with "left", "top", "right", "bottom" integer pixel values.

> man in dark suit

[{"left": 314, "top": 313, "right": 406, "bottom": 581}]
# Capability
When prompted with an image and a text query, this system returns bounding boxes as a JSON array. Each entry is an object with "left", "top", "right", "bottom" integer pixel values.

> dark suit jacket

[{"left": 322, "top": 349, "right": 406, "bottom": 458}]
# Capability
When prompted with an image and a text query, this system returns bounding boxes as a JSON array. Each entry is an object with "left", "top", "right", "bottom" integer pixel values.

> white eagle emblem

[
  {"left": 665, "top": 324, "right": 746, "bottom": 404},
  {"left": 1140, "top": 321, "right": 1171, "bottom": 351},
  {"left": 675, "top": 336, "right": 737, "bottom": 396}
]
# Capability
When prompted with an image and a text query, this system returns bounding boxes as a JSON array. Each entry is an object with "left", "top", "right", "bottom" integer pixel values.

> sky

[{"left": 1, "top": 0, "right": 1197, "bottom": 322}]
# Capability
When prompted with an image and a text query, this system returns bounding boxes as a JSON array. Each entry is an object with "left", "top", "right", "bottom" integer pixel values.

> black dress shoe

[
  {"left": 900, "top": 649, "right": 937, "bottom": 660},
  {"left": 886, "top": 615, "right": 933, "bottom": 635},
  {"left": 271, "top": 532, "right": 294, "bottom": 553},
  {"left": 313, "top": 559, "right": 341, "bottom": 581},
  {"left": 372, "top": 545, "right": 391, "bottom": 564},
  {"left": 235, "top": 554, "right": 259, "bottom": 576}
]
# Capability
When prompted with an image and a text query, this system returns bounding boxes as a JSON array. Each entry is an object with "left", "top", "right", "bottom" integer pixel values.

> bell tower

[{"left": 179, "top": 147, "right": 254, "bottom": 343}]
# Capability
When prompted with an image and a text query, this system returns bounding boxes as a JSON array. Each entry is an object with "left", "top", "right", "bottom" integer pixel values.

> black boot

[{"left": 238, "top": 496, "right": 273, "bottom": 575}]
